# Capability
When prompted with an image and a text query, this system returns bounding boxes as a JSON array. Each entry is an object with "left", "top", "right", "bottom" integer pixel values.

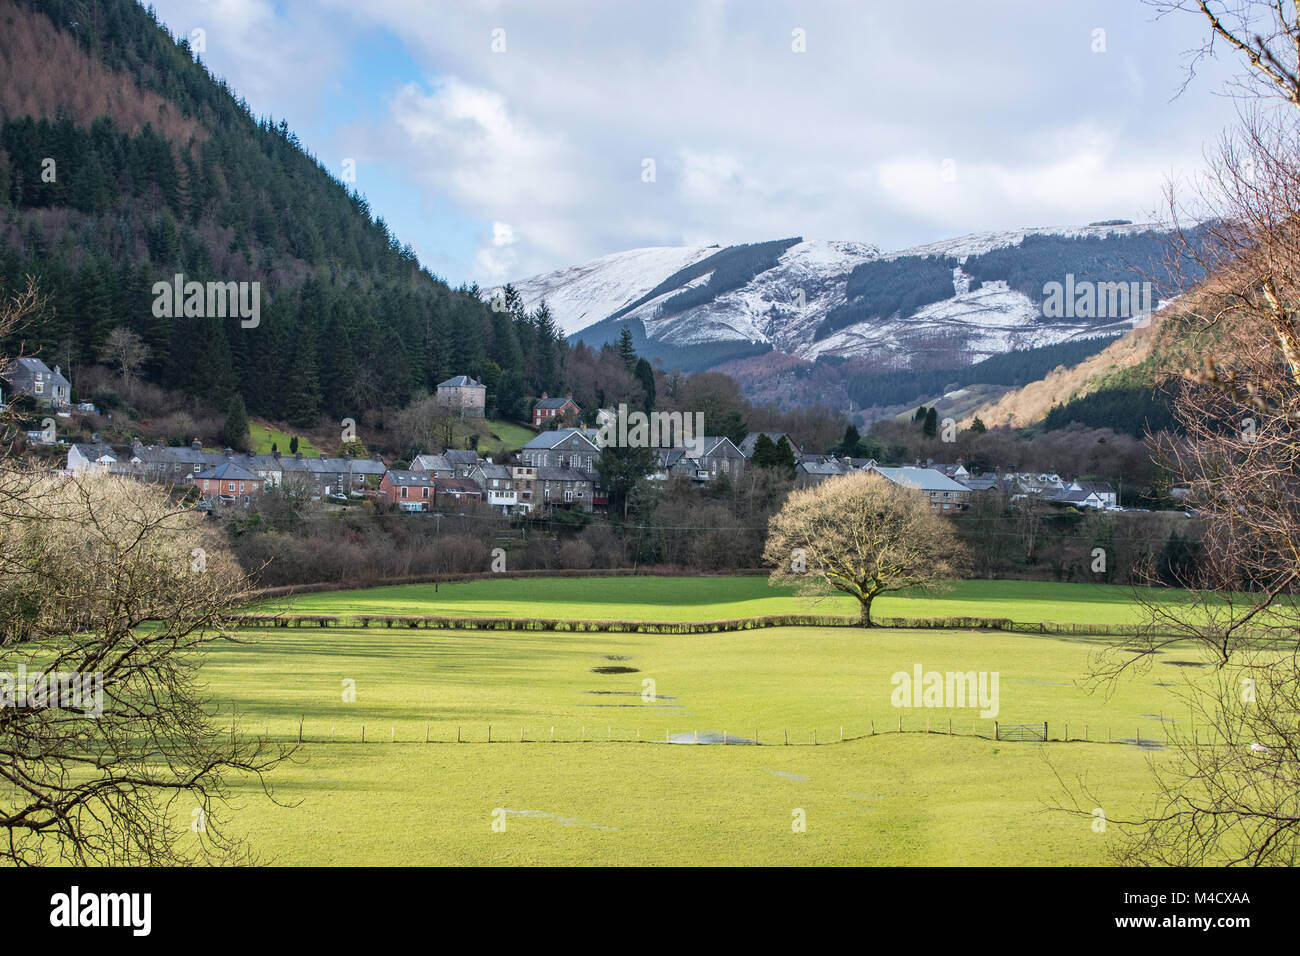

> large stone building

[{"left": 435, "top": 375, "right": 486, "bottom": 417}]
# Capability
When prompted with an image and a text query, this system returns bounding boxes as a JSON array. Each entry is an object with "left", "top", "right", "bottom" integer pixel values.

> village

[{"left": 0, "top": 356, "right": 1121, "bottom": 519}]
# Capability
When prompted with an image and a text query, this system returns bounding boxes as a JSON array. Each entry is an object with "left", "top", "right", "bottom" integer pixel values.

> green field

[
  {"left": 247, "top": 423, "right": 318, "bottom": 456},
  {"left": 263, "top": 576, "right": 1197, "bottom": 627},
  {"left": 194, "top": 577, "right": 1213, "bottom": 865},
  {"left": 474, "top": 419, "right": 537, "bottom": 457}
]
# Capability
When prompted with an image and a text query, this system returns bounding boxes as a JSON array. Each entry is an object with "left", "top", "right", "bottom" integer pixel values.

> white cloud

[{"left": 150, "top": 0, "right": 1246, "bottom": 283}]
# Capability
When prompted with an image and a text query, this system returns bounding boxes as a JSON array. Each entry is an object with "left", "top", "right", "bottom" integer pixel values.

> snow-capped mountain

[{"left": 497, "top": 222, "right": 1191, "bottom": 371}]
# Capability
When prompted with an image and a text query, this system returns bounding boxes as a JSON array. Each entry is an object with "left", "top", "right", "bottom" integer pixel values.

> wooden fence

[{"left": 228, "top": 715, "right": 1189, "bottom": 747}]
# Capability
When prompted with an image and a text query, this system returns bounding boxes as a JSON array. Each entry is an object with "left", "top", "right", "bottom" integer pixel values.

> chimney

[
  {"left": 273, "top": 449, "right": 281, "bottom": 460},
  {"left": 566, "top": 393, "right": 572, "bottom": 400},
  {"left": 540, "top": 392, "right": 548, "bottom": 401},
  {"left": 191, "top": 439, "right": 202, "bottom": 452},
  {"left": 224, "top": 447, "right": 233, "bottom": 459},
  {"left": 296, "top": 451, "right": 303, "bottom": 460}
]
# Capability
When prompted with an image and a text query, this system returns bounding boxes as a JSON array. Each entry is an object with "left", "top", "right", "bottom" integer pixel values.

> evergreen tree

[
  {"left": 752, "top": 433, "right": 776, "bottom": 467},
  {"left": 923, "top": 407, "right": 939, "bottom": 438},
  {"left": 834, "top": 424, "right": 862, "bottom": 457},
  {"left": 618, "top": 325, "right": 637, "bottom": 370},
  {"left": 634, "top": 357, "right": 656, "bottom": 413},
  {"left": 220, "top": 394, "right": 250, "bottom": 450}
]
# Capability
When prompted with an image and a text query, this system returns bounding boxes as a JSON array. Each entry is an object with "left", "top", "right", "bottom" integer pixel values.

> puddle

[
  {"left": 667, "top": 730, "right": 755, "bottom": 745},
  {"left": 1163, "top": 660, "right": 1208, "bottom": 668},
  {"left": 1140, "top": 714, "right": 1174, "bottom": 722},
  {"left": 765, "top": 770, "right": 809, "bottom": 782},
  {"left": 1117, "top": 737, "right": 1167, "bottom": 750},
  {"left": 502, "top": 809, "right": 618, "bottom": 831},
  {"left": 603, "top": 655, "right": 632, "bottom": 661},
  {"left": 584, "top": 690, "right": 675, "bottom": 700},
  {"left": 591, "top": 665, "right": 640, "bottom": 674}
]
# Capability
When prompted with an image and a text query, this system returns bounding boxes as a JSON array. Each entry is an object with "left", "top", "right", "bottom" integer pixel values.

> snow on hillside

[
  {"left": 882, "top": 221, "right": 1161, "bottom": 263},
  {"left": 498, "top": 223, "right": 1166, "bottom": 364},
  {"left": 503, "top": 245, "right": 718, "bottom": 335}
]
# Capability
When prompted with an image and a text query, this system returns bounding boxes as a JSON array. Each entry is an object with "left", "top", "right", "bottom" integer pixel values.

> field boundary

[
  {"left": 231, "top": 718, "right": 1186, "bottom": 748},
  {"left": 235, "top": 567, "right": 771, "bottom": 602},
  {"left": 221, "top": 610, "right": 1184, "bottom": 637}
]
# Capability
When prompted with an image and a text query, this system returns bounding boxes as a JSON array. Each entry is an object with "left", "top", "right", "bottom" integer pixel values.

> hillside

[
  {"left": 0, "top": 0, "right": 559, "bottom": 429},
  {"left": 504, "top": 224, "right": 1204, "bottom": 381},
  {"left": 960, "top": 290, "right": 1220, "bottom": 429}
]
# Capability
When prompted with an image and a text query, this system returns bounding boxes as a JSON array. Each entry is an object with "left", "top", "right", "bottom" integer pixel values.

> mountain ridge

[{"left": 499, "top": 222, "right": 1197, "bottom": 382}]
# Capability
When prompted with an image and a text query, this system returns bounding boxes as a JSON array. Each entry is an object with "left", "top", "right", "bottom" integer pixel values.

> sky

[{"left": 147, "top": 0, "right": 1243, "bottom": 288}]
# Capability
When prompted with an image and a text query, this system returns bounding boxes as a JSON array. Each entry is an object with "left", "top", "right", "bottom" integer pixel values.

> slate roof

[
  {"left": 534, "top": 396, "right": 577, "bottom": 410},
  {"left": 195, "top": 462, "right": 259, "bottom": 482},
  {"left": 868, "top": 466, "right": 970, "bottom": 493},
  {"left": 438, "top": 375, "right": 484, "bottom": 388}
]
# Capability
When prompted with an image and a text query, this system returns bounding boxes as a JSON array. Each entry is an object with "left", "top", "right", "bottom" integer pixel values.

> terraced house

[{"left": 520, "top": 428, "right": 602, "bottom": 470}]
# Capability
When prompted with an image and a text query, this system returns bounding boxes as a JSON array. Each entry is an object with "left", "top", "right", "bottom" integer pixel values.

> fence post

[
  {"left": 457, "top": 725, "right": 461, "bottom": 743},
  {"left": 840, "top": 726, "right": 844, "bottom": 743},
  {"left": 994, "top": 721, "right": 999, "bottom": 741},
  {"left": 298, "top": 718, "right": 303, "bottom": 743},
  {"left": 871, "top": 720, "right": 875, "bottom": 735},
  {"left": 488, "top": 725, "right": 492, "bottom": 743},
  {"left": 361, "top": 725, "right": 365, "bottom": 743},
  {"left": 785, "top": 729, "right": 788, "bottom": 746},
  {"left": 425, "top": 724, "right": 429, "bottom": 743},
  {"left": 813, "top": 729, "right": 817, "bottom": 746},
  {"left": 1042, "top": 721, "right": 1047, "bottom": 741}
]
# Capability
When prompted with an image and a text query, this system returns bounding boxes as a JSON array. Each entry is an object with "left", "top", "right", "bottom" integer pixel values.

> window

[
  {"left": 422, "top": 487, "right": 429, "bottom": 498},
  {"left": 227, "top": 482, "right": 235, "bottom": 493},
  {"left": 400, "top": 487, "right": 408, "bottom": 499},
  {"left": 33, "top": 380, "right": 44, "bottom": 395}
]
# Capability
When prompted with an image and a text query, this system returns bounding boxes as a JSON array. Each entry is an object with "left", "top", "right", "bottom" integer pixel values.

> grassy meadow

[
  {"left": 183, "top": 576, "right": 1220, "bottom": 865},
  {"left": 261, "top": 575, "right": 1199, "bottom": 627}
]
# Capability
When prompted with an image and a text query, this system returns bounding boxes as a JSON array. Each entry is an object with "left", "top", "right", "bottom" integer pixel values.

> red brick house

[
  {"left": 532, "top": 393, "right": 580, "bottom": 428},
  {"left": 379, "top": 470, "right": 435, "bottom": 510},
  {"left": 193, "top": 462, "right": 263, "bottom": 502}
]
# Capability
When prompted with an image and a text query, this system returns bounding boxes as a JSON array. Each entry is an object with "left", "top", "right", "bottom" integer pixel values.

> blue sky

[{"left": 148, "top": 0, "right": 1242, "bottom": 287}]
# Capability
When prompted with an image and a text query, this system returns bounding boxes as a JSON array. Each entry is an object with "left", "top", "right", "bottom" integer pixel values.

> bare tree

[
  {"left": 1061, "top": 0, "right": 1300, "bottom": 865},
  {"left": 0, "top": 282, "right": 287, "bottom": 866},
  {"left": 98, "top": 326, "right": 151, "bottom": 395},
  {"left": 763, "top": 471, "right": 966, "bottom": 626}
]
